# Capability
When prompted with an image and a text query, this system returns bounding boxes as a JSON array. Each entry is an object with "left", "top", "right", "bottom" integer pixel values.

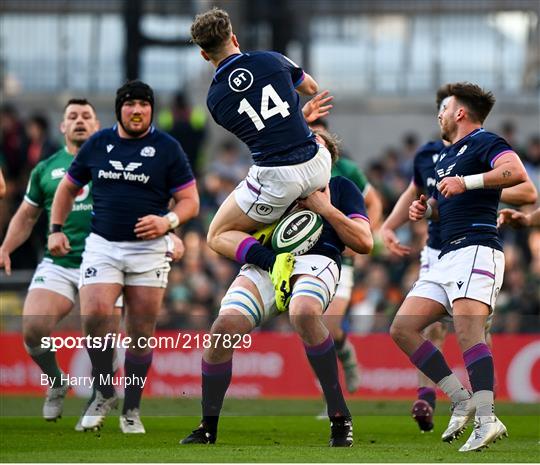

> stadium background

[{"left": 1, "top": 0, "right": 539, "bottom": 404}]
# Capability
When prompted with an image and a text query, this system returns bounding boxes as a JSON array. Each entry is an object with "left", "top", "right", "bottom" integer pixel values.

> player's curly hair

[
  {"left": 190, "top": 7, "right": 232, "bottom": 55},
  {"left": 436, "top": 82, "right": 495, "bottom": 124},
  {"left": 312, "top": 129, "right": 340, "bottom": 165}
]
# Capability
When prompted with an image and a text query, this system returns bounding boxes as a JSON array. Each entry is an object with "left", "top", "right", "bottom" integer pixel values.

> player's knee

[
  {"left": 389, "top": 320, "right": 409, "bottom": 345},
  {"left": 289, "top": 298, "right": 322, "bottom": 331},
  {"left": 23, "top": 327, "right": 44, "bottom": 349},
  {"left": 210, "top": 315, "right": 243, "bottom": 340}
]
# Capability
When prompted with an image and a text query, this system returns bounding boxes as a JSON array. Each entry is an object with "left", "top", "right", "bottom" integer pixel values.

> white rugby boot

[
  {"left": 80, "top": 390, "right": 118, "bottom": 430},
  {"left": 43, "top": 383, "right": 69, "bottom": 421},
  {"left": 459, "top": 415, "right": 508, "bottom": 452},
  {"left": 441, "top": 396, "right": 475, "bottom": 442},
  {"left": 119, "top": 409, "right": 146, "bottom": 434}
]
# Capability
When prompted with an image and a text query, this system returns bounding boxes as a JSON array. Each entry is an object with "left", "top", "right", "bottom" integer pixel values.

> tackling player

[
  {"left": 310, "top": 118, "right": 383, "bottom": 396},
  {"left": 49, "top": 80, "right": 199, "bottom": 433},
  {"left": 382, "top": 92, "right": 537, "bottom": 433},
  {"left": 390, "top": 82, "right": 529, "bottom": 452},
  {"left": 191, "top": 7, "right": 331, "bottom": 312},
  {"left": 0, "top": 99, "right": 120, "bottom": 424},
  {"left": 180, "top": 130, "right": 373, "bottom": 447}
]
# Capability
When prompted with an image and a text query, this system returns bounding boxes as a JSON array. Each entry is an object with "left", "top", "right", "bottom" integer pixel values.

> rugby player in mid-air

[
  {"left": 180, "top": 130, "right": 373, "bottom": 447},
  {"left": 191, "top": 7, "right": 332, "bottom": 312},
  {"left": 49, "top": 80, "right": 199, "bottom": 433},
  {"left": 382, "top": 90, "right": 537, "bottom": 433},
  {"left": 0, "top": 99, "right": 122, "bottom": 426},
  {"left": 390, "top": 82, "right": 529, "bottom": 451}
]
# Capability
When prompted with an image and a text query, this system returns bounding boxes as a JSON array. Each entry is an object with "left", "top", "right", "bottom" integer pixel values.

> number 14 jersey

[{"left": 206, "top": 51, "right": 316, "bottom": 167}]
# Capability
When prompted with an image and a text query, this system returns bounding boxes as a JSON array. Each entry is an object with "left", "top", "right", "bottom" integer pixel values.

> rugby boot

[
  {"left": 329, "top": 416, "right": 353, "bottom": 447},
  {"left": 411, "top": 399, "right": 434, "bottom": 432},
  {"left": 43, "top": 382, "right": 69, "bottom": 421},
  {"left": 441, "top": 395, "right": 474, "bottom": 442},
  {"left": 270, "top": 253, "right": 295, "bottom": 312},
  {"left": 459, "top": 415, "right": 508, "bottom": 452}
]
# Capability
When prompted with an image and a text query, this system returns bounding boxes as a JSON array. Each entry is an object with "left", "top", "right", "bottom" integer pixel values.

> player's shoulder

[
  {"left": 152, "top": 127, "right": 182, "bottom": 149},
  {"left": 246, "top": 50, "right": 294, "bottom": 68},
  {"left": 415, "top": 140, "right": 445, "bottom": 159},
  {"left": 472, "top": 129, "right": 506, "bottom": 145},
  {"left": 32, "top": 148, "right": 67, "bottom": 172},
  {"left": 335, "top": 157, "right": 358, "bottom": 171},
  {"left": 330, "top": 175, "right": 361, "bottom": 194},
  {"left": 151, "top": 127, "right": 186, "bottom": 160}
]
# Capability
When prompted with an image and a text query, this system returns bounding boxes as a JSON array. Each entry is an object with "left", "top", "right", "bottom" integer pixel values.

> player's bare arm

[
  {"left": 134, "top": 184, "right": 199, "bottom": 240},
  {"left": 381, "top": 181, "right": 420, "bottom": 256},
  {"left": 500, "top": 176, "right": 538, "bottom": 205},
  {"left": 437, "top": 152, "right": 528, "bottom": 198},
  {"left": 0, "top": 202, "right": 42, "bottom": 275},
  {"left": 295, "top": 72, "right": 318, "bottom": 96},
  {"left": 0, "top": 168, "right": 6, "bottom": 199},
  {"left": 48, "top": 176, "right": 80, "bottom": 256},
  {"left": 498, "top": 207, "right": 540, "bottom": 228},
  {"left": 302, "top": 90, "right": 334, "bottom": 123},
  {"left": 298, "top": 187, "right": 373, "bottom": 254}
]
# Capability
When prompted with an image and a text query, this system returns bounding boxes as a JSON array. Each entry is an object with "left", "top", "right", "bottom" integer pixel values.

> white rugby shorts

[
  {"left": 418, "top": 245, "right": 441, "bottom": 279},
  {"left": 80, "top": 233, "right": 173, "bottom": 288},
  {"left": 29, "top": 259, "right": 123, "bottom": 306},
  {"left": 407, "top": 245, "right": 505, "bottom": 315},
  {"left": 234, "top": 144, "right": 332, "bottom": 223},
  {"left": 334, "top": 263, "right": 354, "bottom": 300},
  {"left": 221, "top": 255, "right": 340, "bottom": 327}
]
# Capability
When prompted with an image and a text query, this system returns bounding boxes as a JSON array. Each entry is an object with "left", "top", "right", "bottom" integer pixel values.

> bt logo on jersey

[{"left": 228, "top": 68, "right": 254, "bottom": 92}]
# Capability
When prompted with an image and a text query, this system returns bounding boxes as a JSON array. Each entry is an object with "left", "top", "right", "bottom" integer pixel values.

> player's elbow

[
  {"left": 523, "top": 183, "right": 538, "bottom": 205},
  {"left": 298, "top": 74, "right": 318, "bottom": 96},
  {"left": 517, "top": 171, "right": 528, "bottom": 185},
  {"left": 350, "top": 232, "right": 373, "bottom": 255}
]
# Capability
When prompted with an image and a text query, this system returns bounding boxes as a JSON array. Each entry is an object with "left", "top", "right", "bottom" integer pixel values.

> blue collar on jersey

[
  {"left": 453, "top": 127, "right": 484, "bottom": 146},
  {"left": 214, "top": 53, "right": 245, "bottom": 80}
]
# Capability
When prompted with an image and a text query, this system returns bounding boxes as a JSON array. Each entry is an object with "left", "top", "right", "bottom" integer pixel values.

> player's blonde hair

[{"left": 190, "top": 7, "right": 232, "bottom": 55}]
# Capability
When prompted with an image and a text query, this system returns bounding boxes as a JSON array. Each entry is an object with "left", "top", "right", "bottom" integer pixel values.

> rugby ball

[{"left": 271, "top": 209, "right": 323, "bottom": 255}]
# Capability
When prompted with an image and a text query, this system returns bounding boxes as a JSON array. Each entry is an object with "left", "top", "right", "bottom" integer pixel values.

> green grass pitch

[{"left": 0, "top": 396, "right": 538, "bottom": 462}]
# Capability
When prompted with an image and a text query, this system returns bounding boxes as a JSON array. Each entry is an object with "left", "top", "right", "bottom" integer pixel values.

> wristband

[
  {"left": 50, "top": 224, "right": 63, "bottom": 233},
  {"left": 463, "top": 174, "right": 484, "bottom": 190},
  {"left": 165, "top": 212, "right": 180, "bottom": 230},
  {"left": 424, "top": 204, "right": 433, "bottom": 219}
]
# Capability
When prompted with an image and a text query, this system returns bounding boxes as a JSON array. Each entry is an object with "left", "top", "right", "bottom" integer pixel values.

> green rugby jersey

[
  {"left": 24, "top": 147, "right": 92, "bottom": 268},
  {"left": 331, "top": 158, "right": 370, "bottom": 196}
]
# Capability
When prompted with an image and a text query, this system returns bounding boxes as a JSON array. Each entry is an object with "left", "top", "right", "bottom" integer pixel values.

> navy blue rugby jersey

[
  {"left": 67, "top": 125, "right": 195, "bottom": 241},
  {"left": 306, "top": 176, "right": 369, "bottom": 268},
  {"left": 413, "top": 140, "right": 445, "bottom": 250},
  {"left": 207, "top": 51, "right": 317, "bottom": 167},
  {"left": 434, "top": 128, "right": 513, "bottom": 256}
]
